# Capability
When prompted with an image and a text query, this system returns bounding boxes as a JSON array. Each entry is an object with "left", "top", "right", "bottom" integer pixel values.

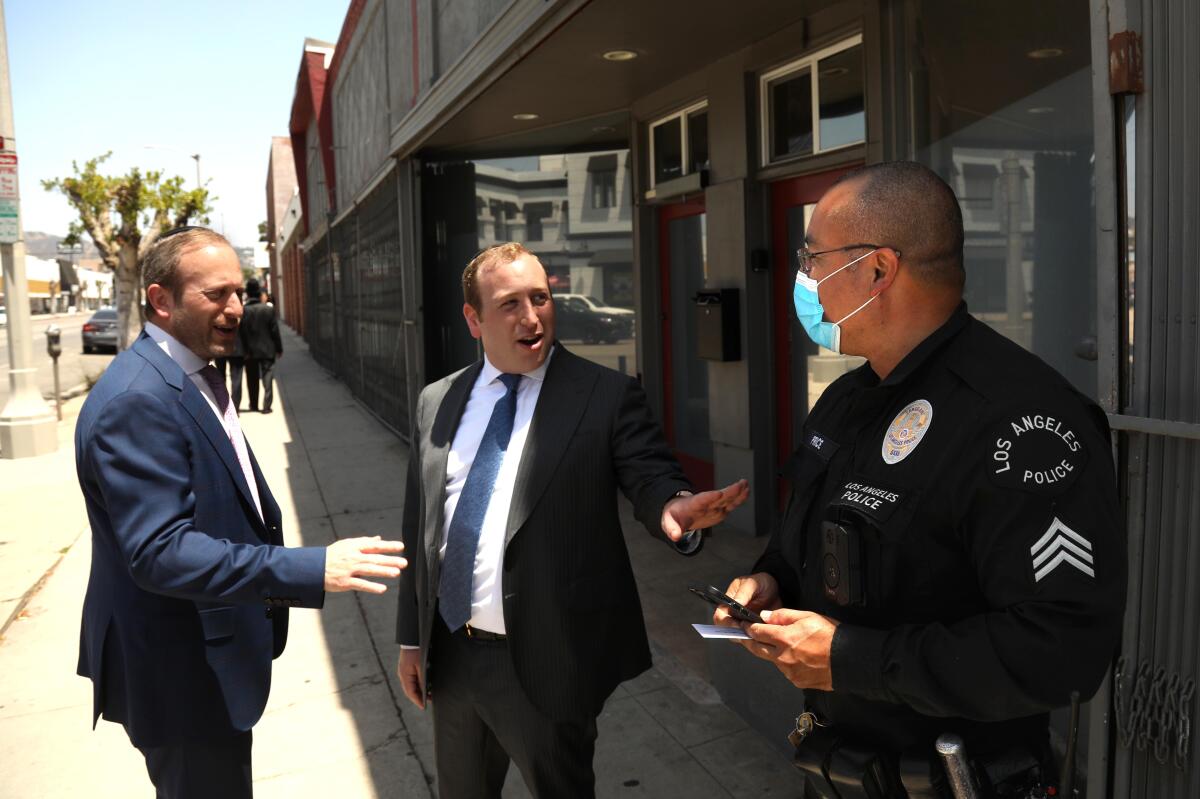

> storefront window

[
  {"left": 769, "top": 67, "right": 813, "bottom": 160},
  {"left": 652, "top": 117, "right": 683, "bottom": 185},
  {"left": 761, "top": 36, "right": 864, "bottom": 166},
  {"left": 648, "top": 101, "right": 708, "bottom": 189},
  {"left": 901, "top": 0, "right": 1097, "bottom": 396},
  {"left": 471, "top": 152, "right": 637, "bottom": 376},
  {"left": 817, "top": 47, "right": 865, "bottom": 151}
]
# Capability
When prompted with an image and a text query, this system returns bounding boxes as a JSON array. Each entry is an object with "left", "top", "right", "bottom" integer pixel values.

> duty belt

[{"left": 787, "top": 714, "right": 1056, "bottom": 799}]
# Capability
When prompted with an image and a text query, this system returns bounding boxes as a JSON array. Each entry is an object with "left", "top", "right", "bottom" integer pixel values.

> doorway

[
  {"left": 770, "top": 167, "right": 858, "bottom": 482},
  {"left": 658, "top": 198, "right": 713, "bottom": 488}
]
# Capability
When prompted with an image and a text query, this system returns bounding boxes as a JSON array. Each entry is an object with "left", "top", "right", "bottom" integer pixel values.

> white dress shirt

[
  {"left": 439, "top": 349, "right": 554, "bottom": 634},
  {"left": 145, "top": 323, "right": 263, "bottom": 520}
]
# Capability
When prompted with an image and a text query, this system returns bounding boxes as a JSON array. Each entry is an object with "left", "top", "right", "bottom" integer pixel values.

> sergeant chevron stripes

[{"left": 1030, "top": 517, "right": 1094, "bottom": 582}]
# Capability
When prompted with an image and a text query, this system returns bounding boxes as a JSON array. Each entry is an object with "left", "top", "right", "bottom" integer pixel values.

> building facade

[{"left": 276, "top": 1, "right": 1200, "bottom": 794}]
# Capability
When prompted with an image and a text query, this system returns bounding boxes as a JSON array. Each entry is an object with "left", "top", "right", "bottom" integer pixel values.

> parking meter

[
  {"left": 45, "top": 325, "right": 63, "bottom": 421},
  {"left": 45, "top": 325, "right": 63, "bottom": 358}
]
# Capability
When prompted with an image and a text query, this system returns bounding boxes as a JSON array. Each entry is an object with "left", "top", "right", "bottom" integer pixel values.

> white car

[{"left": 555, "top": 293, "right": 635, "bottom": 317}]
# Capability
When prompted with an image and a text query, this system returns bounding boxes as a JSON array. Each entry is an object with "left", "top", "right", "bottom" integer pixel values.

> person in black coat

[
  {"left": 238, "top": 278, "right": 282, "bottom": 413},
  {"left": 215, "top": 288, "right": 245, "bottom": 411},
  {"left": 395, "top": 243, "right": 750, "bottom": 798}
]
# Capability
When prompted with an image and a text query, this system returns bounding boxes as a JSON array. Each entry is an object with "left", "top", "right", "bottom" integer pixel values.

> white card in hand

[{"left": 692, "top": 623, "right": 751, "bottom": 640}]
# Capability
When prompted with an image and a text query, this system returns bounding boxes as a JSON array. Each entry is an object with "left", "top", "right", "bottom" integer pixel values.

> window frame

[
  {"left": 647, "top": 100, "right": 709, "bottom": 189},
  {"left": 759, "top": 34, "right": 864, "bottom": 168}
]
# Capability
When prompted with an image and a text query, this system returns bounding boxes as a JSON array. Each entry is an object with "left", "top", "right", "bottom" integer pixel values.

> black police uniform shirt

[{"left": 755, "top": 303, "right": 1126, "bottom": 755}]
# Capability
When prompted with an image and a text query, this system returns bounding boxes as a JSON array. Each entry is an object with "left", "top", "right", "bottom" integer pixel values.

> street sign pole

[{"left": 0, "top": 0, "right": 57, "bottom": 458}]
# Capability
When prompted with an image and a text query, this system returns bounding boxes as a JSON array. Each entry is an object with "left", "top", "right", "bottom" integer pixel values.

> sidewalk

[{"left": 0, "top": 326, "right": 805, "bottom": 798}]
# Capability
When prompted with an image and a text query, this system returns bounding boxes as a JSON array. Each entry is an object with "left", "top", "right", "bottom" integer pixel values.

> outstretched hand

[
  {"left": 660, "top": 479, "right": 750, "bottom": 541},
  {"left": 324, "top": 536, "right": 407, "bottom": 594}
]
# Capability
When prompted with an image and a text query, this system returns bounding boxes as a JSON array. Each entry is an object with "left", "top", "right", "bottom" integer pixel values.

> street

[{"left": 0, "top": 312, "right": 115, "bottom": 409}]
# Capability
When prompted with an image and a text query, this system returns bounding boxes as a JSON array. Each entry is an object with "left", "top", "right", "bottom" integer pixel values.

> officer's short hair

[
  {"left": 832, "top": 162, "right": 965, "bottom": 291},
  {"left": 142, "top": 226, "right": 231, "bottom": 316},
  {"left": 462, "top": 242, "right": 539, "bottom": 315}
]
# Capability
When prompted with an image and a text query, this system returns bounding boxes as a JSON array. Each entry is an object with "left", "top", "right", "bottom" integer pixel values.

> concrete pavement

[{"left": 0, "top": 325, "right": 805, "bottom": 797}]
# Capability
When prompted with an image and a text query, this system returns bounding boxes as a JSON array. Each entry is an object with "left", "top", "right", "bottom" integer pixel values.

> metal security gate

[
  {"left": 301, "top": 162, "right": 420, "bottom": 437},
  {"left": 304, "top": 231, "right": 336, "bottom": 369},
  {"left": 1102, "top": 0, "right": 1200, "bottom": 795}
]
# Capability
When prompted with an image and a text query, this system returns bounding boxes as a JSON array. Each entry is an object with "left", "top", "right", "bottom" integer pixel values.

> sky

[{"left": 7, "top": 0, "right": 350, "bottom": 249}]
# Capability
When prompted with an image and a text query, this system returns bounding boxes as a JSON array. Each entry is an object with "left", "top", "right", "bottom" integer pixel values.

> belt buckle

[{"left": 788, "top": 711, "right": 828, "bottom": 748}]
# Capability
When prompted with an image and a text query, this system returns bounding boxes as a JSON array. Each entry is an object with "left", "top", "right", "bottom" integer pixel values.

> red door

[
  {"left": 658, "top": 198, "right": 714, "bottom": 489},
  {"left": 770, "top": 167, "right": 858, "bottom": 493}
]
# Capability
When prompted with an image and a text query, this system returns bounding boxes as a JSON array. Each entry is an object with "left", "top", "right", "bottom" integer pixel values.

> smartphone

[{"left": 688, "top": 584, "right": 763, "bottom": 624}]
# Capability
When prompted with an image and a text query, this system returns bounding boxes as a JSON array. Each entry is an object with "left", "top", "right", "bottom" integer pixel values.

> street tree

[{"left": 43, "top": 152, "right": 211, "bottom": 349}]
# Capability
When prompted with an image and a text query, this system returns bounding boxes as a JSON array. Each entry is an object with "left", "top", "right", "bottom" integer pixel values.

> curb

[
  {"left": 43, "top": 382, "right": 90, "bottom": 402},
  {"left": 0, "top": 527, "right": 85, "bottom": 637}
]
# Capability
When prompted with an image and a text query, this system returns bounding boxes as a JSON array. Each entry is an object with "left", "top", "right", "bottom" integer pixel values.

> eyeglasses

[{"left": 795, "top": 243, "right": 899, "bottom": 276}]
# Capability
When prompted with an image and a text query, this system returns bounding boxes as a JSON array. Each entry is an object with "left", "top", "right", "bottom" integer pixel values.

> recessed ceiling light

[
  {"left": 512, "top": 113, "right": 539, "bottom": 121},
  {"left": 1027, "top": 106, "right": 1056, "bottom": 115},
  {"left": 1027, "top": 47, "right": 1064, "bottom": 59},
  {"left": 602, "top": 49, "right": 639, "bottom": 62}
]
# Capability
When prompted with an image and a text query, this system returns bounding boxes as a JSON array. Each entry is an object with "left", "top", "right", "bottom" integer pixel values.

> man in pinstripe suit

[{"left": 395, "top": 242, "right": 748, "bottom": 798}]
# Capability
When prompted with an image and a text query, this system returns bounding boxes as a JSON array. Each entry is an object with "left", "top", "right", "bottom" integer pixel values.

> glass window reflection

[{"left": 903, "top": 0, "right": 1097, "bottom": 396}]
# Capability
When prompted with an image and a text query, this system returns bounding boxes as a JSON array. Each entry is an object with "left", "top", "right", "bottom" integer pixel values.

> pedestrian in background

[
  {"left": 75, "top": 226, "right": 407, "bottom": 798},
  {"left": 215, "top": 287, "right": 246, "bottom": 413},
  {"left": 716, "top": 162, "right": 1124, "bottom": 796},
  {"left": 239, "top": 278, "right": 282, "bottom": 414}
]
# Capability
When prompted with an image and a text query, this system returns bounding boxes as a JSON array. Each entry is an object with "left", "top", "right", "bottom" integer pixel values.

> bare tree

[{"left": 44, "top": 152, "right": 211, "bottom": 349}]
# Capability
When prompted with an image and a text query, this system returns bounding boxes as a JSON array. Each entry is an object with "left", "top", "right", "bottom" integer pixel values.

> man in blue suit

[{"left": 75, "top": 226, "right": 407, "bottom": 798}]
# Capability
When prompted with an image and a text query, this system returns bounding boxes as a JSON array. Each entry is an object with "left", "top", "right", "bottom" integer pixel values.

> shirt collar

[
  {"left": 878, "top": 302, "right": 971, "bottom": 388},
  {"left": 144, "top": 322, "right": 210, "bottom": 376},
  {"left": 480, "top": 343, "right": 556, "bottom": 387}
]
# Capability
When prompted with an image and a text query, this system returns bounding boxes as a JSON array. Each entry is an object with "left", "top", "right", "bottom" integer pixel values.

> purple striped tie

[{"left": 199, "top": 365, "right": 258, "bottom": 501}]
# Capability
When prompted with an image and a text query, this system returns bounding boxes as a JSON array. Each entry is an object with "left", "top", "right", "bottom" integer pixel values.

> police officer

[{"left": 716, "top": 161, "right": 1125, "bottom": 796}]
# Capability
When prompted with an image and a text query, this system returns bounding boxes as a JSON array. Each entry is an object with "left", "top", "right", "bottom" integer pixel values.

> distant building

[{"left": 265, "top": 136, "right": 298, "bottom": 308}]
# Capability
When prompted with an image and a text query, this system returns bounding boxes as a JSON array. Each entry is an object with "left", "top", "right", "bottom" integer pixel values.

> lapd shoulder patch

[
  {"left": 882, "top": 399, "right": 933, "bottom": 465},
  {"left": 988, "top": 410, "right": 1089, "bottom": 495}
]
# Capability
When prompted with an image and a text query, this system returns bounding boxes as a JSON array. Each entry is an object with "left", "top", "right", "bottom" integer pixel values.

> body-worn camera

[{"left": 821, "top": 520, "right": 864, "bottom": 606}]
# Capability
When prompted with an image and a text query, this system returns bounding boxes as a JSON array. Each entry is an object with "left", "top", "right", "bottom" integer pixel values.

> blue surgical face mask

[{"left": 792, "top": 248, "right": 880, "bottom": 354}]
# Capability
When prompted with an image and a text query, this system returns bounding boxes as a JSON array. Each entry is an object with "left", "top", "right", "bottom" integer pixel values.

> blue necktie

[{"left": 438, "top": 373, "right": 522, "bottom": 631}]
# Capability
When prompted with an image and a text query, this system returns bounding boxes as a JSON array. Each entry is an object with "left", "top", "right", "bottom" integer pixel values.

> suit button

[{"left": 265, "top": 608, "right": 274, "bottom": 619}]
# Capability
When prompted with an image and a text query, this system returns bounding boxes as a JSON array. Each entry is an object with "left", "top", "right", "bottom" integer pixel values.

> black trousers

[
  {"left": 430, "top": 619, "right": 598, "bottom": 798},
  {"left": 245, "top": 358, "right": 275, "bottom": 411},
  {"left": 137, "top": 730, "right": 253, "bottom": 799},
  {"left": 215, "top": 356, "right": 244, "bottom": 410}
]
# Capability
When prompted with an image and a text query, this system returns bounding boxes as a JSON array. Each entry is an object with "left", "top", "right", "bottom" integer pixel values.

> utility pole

[{"left": 0, "top": 0, "right": 58, "bottom": 458}]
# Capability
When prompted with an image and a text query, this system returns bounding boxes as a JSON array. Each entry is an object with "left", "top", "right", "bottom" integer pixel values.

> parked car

[
  {"left": 555, "top": 293, "right": 635, "bottom": 317},
  {"left": 554, "top": 295, "right": 632, "bottom": 344},
  {"left": 82, "top": 307, "right": 119, "bottom": 353}
]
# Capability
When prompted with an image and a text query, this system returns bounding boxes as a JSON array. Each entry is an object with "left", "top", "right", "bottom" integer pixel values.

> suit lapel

[
  {"left": 505, "top": 347, "right": 595, "bottom": 545},
  {"left": 424, "top": 363, "right": 482, "bottom": 560},
  {"left": 135, "top": 333, "right": 267, "bottom": 534},
  {"left": 177, "top": 372, "right": 267, "bottom": 534}
]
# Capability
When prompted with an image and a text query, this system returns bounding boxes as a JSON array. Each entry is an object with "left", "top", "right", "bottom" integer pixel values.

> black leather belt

[{"left": 462, "top": 624, "right": 506, "bottom": 641}]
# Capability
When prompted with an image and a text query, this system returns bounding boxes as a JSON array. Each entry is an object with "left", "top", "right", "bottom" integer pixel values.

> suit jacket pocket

[{"left": 197, "top": 607, "right": 236, "bottom": 641}]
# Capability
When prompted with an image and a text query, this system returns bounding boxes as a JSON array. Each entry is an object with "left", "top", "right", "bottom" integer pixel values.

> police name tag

[
  {"left": 829, "top": 479, "right": 906, "bottom": 526},
  {"left": 989, "top": 411, "right": 1088, "bottom": 495}
]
